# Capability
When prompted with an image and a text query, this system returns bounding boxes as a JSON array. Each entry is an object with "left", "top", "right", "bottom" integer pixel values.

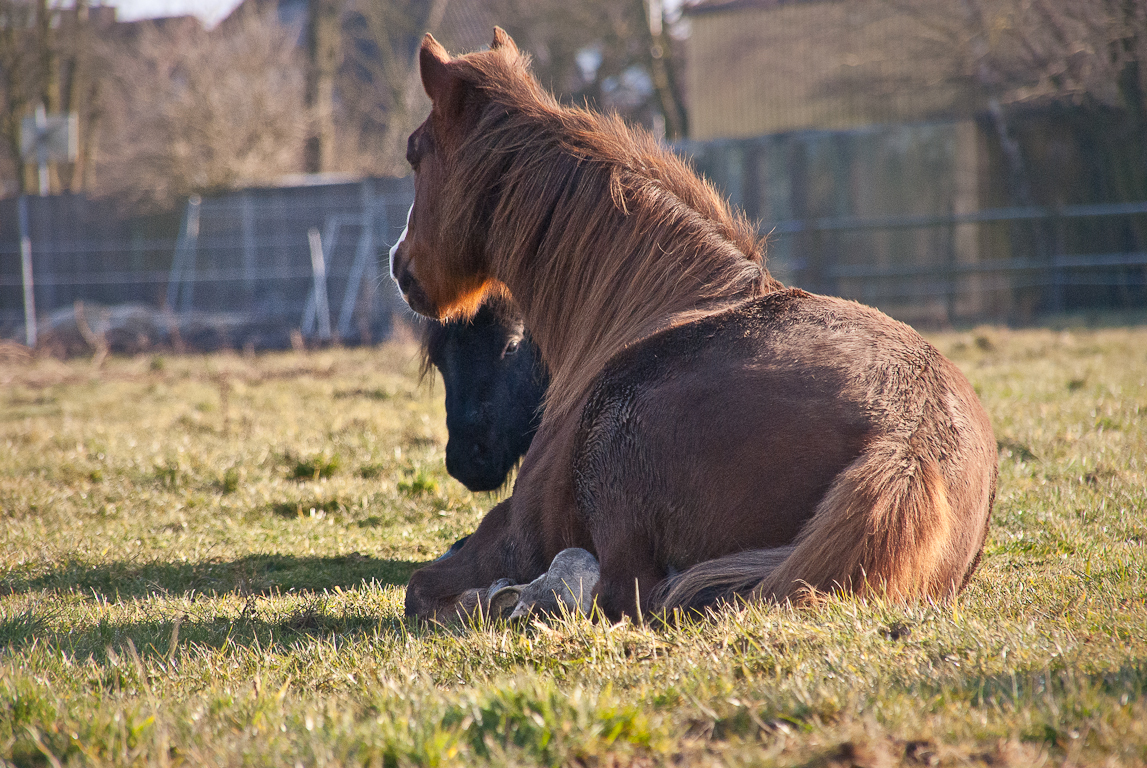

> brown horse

[{"left": 390, "top": 28, "right": 997, "bottom": 622}]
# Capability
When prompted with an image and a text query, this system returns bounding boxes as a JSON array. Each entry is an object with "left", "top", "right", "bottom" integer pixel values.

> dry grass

[{"left": 0, "top": 327, "right": 1144, "bottom": 766}]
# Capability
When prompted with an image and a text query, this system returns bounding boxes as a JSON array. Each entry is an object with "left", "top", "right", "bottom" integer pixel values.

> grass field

[{"left": 0, "top": 324, "right": 1145, "bottom": 767}]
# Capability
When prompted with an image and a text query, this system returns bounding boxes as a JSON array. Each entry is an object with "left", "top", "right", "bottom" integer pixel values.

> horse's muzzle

[
  {"left": 446, "top": 436, "right": 508, "bottom": 493},
  {"left": 391, "top": 256, "right": 437, "bottom": 318}
]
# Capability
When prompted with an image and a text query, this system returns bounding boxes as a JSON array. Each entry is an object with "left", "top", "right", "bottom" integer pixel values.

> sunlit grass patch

[
  {"left": 289, "top": 453, "right": 342, "bottom": 481},
  {"left": 0, "top": 329, "right": 1144, "bottom": 765}
]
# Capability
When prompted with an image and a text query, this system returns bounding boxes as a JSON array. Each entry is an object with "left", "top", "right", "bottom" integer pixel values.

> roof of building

[{"left": 683, "top": 0, "right": 812, "bottom": 16}]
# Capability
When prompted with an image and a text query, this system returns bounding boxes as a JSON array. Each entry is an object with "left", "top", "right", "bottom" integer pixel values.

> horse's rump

[{"left": 573, "top": 289, "right": 996, "bottom": 614}]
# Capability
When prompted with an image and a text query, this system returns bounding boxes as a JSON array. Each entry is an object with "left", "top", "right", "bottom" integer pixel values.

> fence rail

[
  {"left": 762, "top": 200, "right": 1147, "bottom": 323},
  {"left": 766, "top": 201, "right": 1147, "bottom": 234}
]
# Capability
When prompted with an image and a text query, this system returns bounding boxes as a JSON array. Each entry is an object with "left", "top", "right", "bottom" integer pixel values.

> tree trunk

[
  {"left": 640, "top": 0, "right": 687, "bottom": 140},
  {"left": 305, "top": 0, "right": 341, "bottom": 174},
  {"left": 36, "top": 0, "right": 61, "bottom": 193}
]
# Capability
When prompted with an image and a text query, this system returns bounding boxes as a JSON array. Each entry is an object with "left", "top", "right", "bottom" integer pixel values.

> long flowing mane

[{"left": 437, "top": 44, "right": 784, "bottom": 420}]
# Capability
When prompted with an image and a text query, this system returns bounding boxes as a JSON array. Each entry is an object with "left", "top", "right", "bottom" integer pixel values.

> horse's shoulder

[
  {"left": 574, "top": 293, "right": 790, "bottom": 419},
  {"left": 743, "top": 289, "right": 939, "bottom": 358}
]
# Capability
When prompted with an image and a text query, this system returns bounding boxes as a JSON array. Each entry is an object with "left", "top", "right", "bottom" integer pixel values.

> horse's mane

[
  {"left": 438, "top": 42, "right": 784, "bottom": 420},
  {"left": 418, "top": 293, "right": 522, "bottom": 381}
]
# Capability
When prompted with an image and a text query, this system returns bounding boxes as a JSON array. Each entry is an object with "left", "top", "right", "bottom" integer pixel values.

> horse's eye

[
  {"left": 407, "top": 130, "right": 434, "bottom": 171},
  {"left": 406, "top": 138, "right": 420, "bottom": 170},
  {"left": 503, "top": 338, "right": 521, "bottom": 356},
  {"left": 407, "top": 132, "right": 427, "bottom": 170}
]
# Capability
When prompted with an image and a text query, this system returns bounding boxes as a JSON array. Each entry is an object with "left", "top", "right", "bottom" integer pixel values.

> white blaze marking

[{"left": 389, "top": 203, "right": 413, "bottom": 283}]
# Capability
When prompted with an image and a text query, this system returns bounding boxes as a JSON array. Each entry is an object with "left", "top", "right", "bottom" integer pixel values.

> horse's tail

[{"left": 652, "top": 437, "right": 964, "bottom": 614}]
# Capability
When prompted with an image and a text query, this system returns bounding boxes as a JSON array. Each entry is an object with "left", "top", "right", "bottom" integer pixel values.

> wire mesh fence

[
  {"left": 685, "top": 125, "right": 1147, "bottom": 326},
  {"left": 762, "top": 202, "right": 1147, "bottom": 326},
  {"left": 0, "top": 176, "right": 414, "bottom": 353},
  {"left": 2, "top": 164, "right": 1145, "bottom": 355}
]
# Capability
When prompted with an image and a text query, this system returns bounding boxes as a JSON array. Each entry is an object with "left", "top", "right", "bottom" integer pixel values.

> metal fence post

[
  {"left": 338, "top": 179, "right": 376, "bottom": 338},
  {"left": 302, "top": 216, "right": 342, "bottom": 336},
  {"left": 945, "top": 204, "right": 957, "bottom": 323},
  {"left": 166, "top": 195, "right": 201, "bottom": 315},
  {"left": 180, "top": 196, "right": 201, "bottom": 315},
  {"left": 807, "top": 220, "right": 826, "bottom": 295},
  {"left": 307, "top": 226, "right": 333, "bottom": 341},
  {"left": 17, "top": 195, "right": 37, "bottom": 347},
  {"left": 241, "top": 191, "right": 256, "bottom": 301},
  {"left": 1050, "top": 206, "right": 1066, "bottom": 313}
]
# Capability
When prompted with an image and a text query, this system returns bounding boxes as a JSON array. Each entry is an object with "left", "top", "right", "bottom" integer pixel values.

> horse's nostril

[{"left": 397, "top": 269, "right": 414, "bottom": 293}]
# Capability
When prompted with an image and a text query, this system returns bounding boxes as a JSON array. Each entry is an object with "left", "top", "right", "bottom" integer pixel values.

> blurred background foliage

[
  {"left": 0, "top": 0, "right": 689, "bottom": 208},
  {"left": 0, "top": 0, "right": 1143, "bottom": 210}
]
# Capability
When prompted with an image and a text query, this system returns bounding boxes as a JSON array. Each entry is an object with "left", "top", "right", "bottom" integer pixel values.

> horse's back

[{"left": 573, "top": 288, "right": 995, "bottom": 577}]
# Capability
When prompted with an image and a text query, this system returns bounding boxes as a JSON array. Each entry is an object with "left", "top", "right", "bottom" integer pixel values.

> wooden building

[{"left": 683, "top": 0, "right": 981, "bottom": 140}]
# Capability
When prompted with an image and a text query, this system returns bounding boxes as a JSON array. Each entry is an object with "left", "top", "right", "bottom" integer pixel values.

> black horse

[{"left": 420, "top": 297, "right": 548, "bottom": 492}]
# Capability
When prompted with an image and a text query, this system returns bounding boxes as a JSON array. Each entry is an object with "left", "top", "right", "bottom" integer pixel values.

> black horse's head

[{"left": 421, "top": 297, "right": 547, "bottom": 492}]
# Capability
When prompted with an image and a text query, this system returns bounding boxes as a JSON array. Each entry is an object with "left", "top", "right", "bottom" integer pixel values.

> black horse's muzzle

[{"left": 446, "top": 435, "right": 509, "bottom": 493}]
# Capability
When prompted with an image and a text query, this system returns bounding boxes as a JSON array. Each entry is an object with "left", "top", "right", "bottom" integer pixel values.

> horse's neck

[{"left": 501, "top": 234, "right": 765, "bottom": 421}]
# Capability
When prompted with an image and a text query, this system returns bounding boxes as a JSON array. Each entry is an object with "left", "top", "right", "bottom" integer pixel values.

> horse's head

[
  {"left": 389, "top": 28, "right": 525, "bottom": 321},
  {"left": 423, "top": 299, "right": 547, "bottom": 492}
]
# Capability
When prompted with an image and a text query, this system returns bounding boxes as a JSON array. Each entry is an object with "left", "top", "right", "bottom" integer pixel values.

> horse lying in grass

[
  {"left": 389, "top": 28, "right": 997, "bottom": 623},
  {"left": 419, "top": 296, "right": 547, "bottom": 493}
]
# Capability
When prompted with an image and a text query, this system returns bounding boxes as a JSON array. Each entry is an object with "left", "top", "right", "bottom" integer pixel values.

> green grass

[{"left": 0, "top": 327, "right": 1144, "bottom": 767}]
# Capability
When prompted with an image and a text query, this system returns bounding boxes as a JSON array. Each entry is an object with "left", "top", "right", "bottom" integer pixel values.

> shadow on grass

[
  {"left": 0, "top": 554, "right": 443, "bottom": 656},
  {"left": 1, "top": 553, "right": 426, "bottom": 601},
  {"left": 0, "top": 599, "right": 422, "bottom": 658}
]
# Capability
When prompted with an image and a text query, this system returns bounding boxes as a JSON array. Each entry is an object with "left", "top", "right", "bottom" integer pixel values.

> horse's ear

[
  {"left": 490, "top": 26, "right": 518, "bottom": 55},
  {"left": 420, "top": 33, "right": 453, "bottom": 102}
]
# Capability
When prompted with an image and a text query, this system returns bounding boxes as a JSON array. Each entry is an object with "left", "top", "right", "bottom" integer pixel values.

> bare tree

[
  {"left": 644, "top": 0, "right": 688, "bottom": 139},
  {"left": 884, "top": 0, "right": 1147, "bottom": 201},
  {"left": 336, "top": 0, "right": 450, "bottom": 176},
  {"left": 305, "top": 0, "right": 343, "bottom": 173},
  {"left": 867, "top": 0, "right": 1145, "bottom": 111},
  {"left": 488, "top": 0, "right": 688, "bottom": 137},
  {"left": 0, "top": 0, "right": 37, "bottom": 195},
  {"left": 949, "top": 0, "right": 1147, "bottom": 112},
  {"left": 335, "top": 0, "right": 689, "bottom": 177},
  {"left": 0, "top": 0, "right": 110, "bottom": 196},
  {"left": 97, "top": 9, "right": 308, "bottom": 210}
]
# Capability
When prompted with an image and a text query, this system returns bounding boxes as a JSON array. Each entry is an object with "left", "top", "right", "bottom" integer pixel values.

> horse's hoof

[
  {"left": 484, "top": 578, "right": 520, "bottom": 619},
  {"left": 508, "top": 548, "right": 600, "bottom": 620}
]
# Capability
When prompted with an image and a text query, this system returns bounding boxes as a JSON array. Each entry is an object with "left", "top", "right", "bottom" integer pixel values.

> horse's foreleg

[{"left": 405, "top": 499, "right": 524, "bottom": 620}]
